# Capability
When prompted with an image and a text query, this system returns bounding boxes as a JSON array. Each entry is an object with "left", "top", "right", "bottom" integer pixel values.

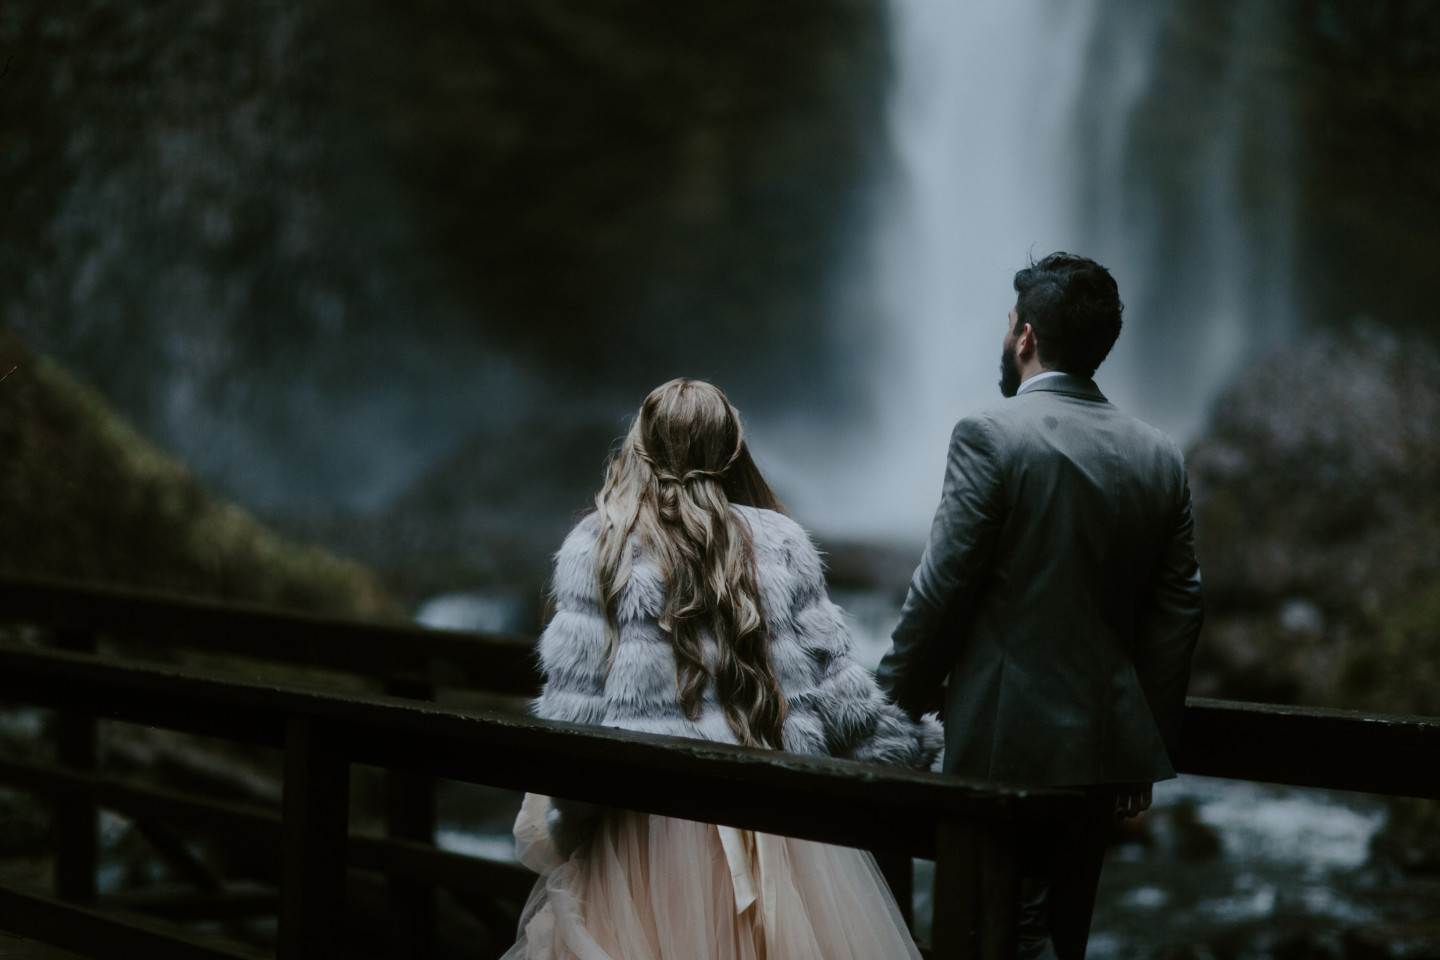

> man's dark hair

[{"left": 1012, "top": 252, "right": 1124, "bottom": 379}]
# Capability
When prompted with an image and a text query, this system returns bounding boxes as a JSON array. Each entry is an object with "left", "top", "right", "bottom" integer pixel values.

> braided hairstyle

[{"left": 591, "top": 379, "right": 789, "bottom": 749}]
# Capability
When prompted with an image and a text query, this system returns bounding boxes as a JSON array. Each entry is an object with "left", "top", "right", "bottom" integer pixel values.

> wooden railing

[
  {"left": 0, "top": 632, "right": 1081, "bottom": 959},
  {"left": 1177, "top": 697, "right": 1440, "bottom": 799},
  {"left": 0, "top": 575, "right": 540, "bottom": 696},
  {"left": 0, "top": 575, "right": 1437, "bottom": 960},
  {"left": 0, "top": 573, "right": 542, "bottom": 958}
]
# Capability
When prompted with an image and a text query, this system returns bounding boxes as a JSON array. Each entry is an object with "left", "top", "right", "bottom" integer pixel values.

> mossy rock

[
  {"left": 0, "top": 330, "right": 401, "bottom": 620},
  {"left": 1339, "top": 573, "right": 1440, "bottom": 719},
  {"left": 1185, "top": 323, "right": 1440, "bottom": 711}
]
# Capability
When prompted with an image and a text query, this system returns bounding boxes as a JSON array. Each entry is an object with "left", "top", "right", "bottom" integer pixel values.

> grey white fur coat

[{"left": 535, "top": 504, "right": 943, "bottom": 769}]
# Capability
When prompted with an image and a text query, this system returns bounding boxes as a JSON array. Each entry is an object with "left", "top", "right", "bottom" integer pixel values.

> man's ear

[{"left": 1017, "top": 323, "right": 1038, "bottom": 359}]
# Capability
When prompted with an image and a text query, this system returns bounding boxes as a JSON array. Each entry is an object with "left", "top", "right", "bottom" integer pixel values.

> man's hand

[{"left": 1114, "top": 782, "right": 1153, "bottom": 819}]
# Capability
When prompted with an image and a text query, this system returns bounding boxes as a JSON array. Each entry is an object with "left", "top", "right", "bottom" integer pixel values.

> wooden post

[
  {"left": 976, "top": 820, "right": 1021, "bottom": 960},
  {"left": 384, "top": 675, "right": 437, "bottom": 959},
  {"left": 53, "top": 627, "right": 98, "bottom": 903},
  {"left": 132, "top": 820, "right": 226, "bottom": 895},
  {"left": 930, "top": 818, "right": 977, "bottom": 959},
  {"left": 278, "top": 716, "right": 350, "bottom": 960},
  {"left": 930, "top": 816, "right": 1021, "bottom": 960},
  {"left": 875, "top": 845, "right": 914, "bottom": 930},
  {"left": 1046, "top": 793, "right": 1110, "bottom": 958}
]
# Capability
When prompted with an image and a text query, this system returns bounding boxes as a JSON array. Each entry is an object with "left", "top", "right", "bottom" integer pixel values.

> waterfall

[
  {"left": 1078, "top": 0, "right": 1298, "bottom": 437},
  {"left": 751, "top": 0, "right": 1295, "bottom": 544}
]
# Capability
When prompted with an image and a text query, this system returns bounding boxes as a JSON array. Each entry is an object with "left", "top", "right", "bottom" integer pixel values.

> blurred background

[{"left": 2, "top": 0, "right": 1439, "bottom": 956}]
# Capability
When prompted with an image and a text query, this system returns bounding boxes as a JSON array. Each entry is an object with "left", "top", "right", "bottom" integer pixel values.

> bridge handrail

[
  {"left": 0, "top": 639, "right": 1081, "bottom": 959},
  {"left": 1178, "top": 696, "right": 1440, "bottom": 799},
  {"left": 4, "top": 574, "right": 1437, "bottom": 800},
  {"left": 0, "top": 574, "right": 539, "bottom": 695},
  {"left": 0, "top": 641, "right": 1081, "bottom": 850}
]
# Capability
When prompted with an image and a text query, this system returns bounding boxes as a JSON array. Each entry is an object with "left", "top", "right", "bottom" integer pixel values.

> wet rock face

[
  {"left": 0, "top": 0, "right": 887, "bottom": 518},
  {"left": 1186, "top": 323, "right": 1440, "bottom": 712},
  {"left": 0, "top": 330, "right": 400, "bottom": 619},
  {"left": 1287, "top": 0, "right": 1440, "bottom": 335},
  {"left": 1191, "top": 322, "right": 1440, "bottom": 610}
]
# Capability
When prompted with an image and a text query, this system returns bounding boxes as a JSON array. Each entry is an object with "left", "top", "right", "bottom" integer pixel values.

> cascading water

[
  {"left": 752, "top": 0, "right": 1295, "bottom": 544},
  {"left": 752, "top": 0, "right": 1096, "bottom": 541},
  {"left": 1077, "top": 0, "right": 1298, "bottom": 439}
]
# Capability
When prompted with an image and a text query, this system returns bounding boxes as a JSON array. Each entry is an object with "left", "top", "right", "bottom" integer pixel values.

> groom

[{"left": 876, "top": 252, "right": 1204, "bottom": 957}]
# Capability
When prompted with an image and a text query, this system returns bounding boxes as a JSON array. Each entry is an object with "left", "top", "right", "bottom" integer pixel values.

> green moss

[
  {"left": 0, "top": 331, "right": 401, "bottom": 620},
  {"left": 1340, "top": 572, "right": 1440, "bottom": 718}
]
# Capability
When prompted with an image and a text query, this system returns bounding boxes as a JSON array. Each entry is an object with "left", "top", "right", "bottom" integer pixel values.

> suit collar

[{"left": 1019, "top": 372, "right": 1107, "bottom": 402}]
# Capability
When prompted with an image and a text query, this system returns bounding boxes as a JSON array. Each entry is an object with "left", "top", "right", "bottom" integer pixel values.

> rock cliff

[{"left": 0, "top": 330, "right": 399, "bottom": 619}]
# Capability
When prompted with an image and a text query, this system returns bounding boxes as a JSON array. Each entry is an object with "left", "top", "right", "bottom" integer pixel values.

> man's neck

[{"left": 1017, "top": 369, "right": 1066, "bottom": 393}]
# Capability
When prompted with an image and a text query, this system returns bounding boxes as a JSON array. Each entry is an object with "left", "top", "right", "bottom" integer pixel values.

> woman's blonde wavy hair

[{"left": 592, "top": 379, "right": 789, "bottom": 749}]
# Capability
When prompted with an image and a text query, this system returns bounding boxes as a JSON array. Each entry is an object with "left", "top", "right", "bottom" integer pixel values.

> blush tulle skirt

[{"left": 500, "top": 794, "right": 922, "bottom": 960}]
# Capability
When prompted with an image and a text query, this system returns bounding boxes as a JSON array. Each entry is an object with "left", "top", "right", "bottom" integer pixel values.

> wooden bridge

[{"left": 0, "top": 575, "right": 1436, "bottom": 960}]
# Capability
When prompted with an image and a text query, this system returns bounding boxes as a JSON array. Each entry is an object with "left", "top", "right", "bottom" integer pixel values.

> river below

[{"left": 436, "top": 774, "right": 1439, "bottom": 958}]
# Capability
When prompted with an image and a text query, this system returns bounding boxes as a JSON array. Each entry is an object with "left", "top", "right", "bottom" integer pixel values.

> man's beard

[{"left": 999, "top": 346, "right": 1021, "bottom": 398}]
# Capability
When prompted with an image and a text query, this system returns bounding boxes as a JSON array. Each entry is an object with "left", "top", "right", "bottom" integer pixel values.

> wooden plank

[
  {"left": 382, "top": 676, "right": 437, "bottom": 959},
  {"left": 0, "top": 757, "right": 535, "bottom": 902},
  {"left": 0, "top": 574, "right": 540, "bottom": 695},
  {"left": 0, "top": 642, "right": 1084, "bottom": 857},
  {"left": 9, "top": 579, "right": 1440, "bottom": 804},
  {"left": 52, "top": 627, "right": 98, "bottom": 904},
  {"left": 131, "top": 820, "right": 226, "bottom": 895},
  {"left": 929, "top": 818, "right": 1021, "bottom": 960},
  {"left": 0, "top": 758, "right": 281, "bottom": 846},
  {"left": 929, "top": 818, "right": 978, "bottom": 959},
  {"left": 874, "top": 846, "right": 914, "bottom": 930},
  {"left": 103, "top": 885, "right": 279, "bottom": 922},
  {"left": 1178, "top": 696, "right": 1440, "bottom": 799},
  {"left": 0, "top": 883, "right": 266, "bottom": 960},
  {"left": 347, "top": 834, "right": 536, "bottom": 903},
  {"left": 342, "top": 728, "right": 1062, "bottom": 859},
  {"left": 278, "top": 717, "right": 350, "bottom": 960},
  {"left": 1044, "top": 795, "right": 1110, "bottom": 960},
  {"left": 975, "top": 822, "right": 1020, "bottom": 960}
]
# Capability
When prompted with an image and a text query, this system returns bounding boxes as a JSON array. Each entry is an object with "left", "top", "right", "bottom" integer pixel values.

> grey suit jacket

[{"left": 876, "top": 375, "right": 1204, "bottom": 786}]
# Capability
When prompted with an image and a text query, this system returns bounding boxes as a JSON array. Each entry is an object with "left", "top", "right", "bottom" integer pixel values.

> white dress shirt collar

[{"left": 1017, "top": 370, "right": 1067, "bottom": 394}]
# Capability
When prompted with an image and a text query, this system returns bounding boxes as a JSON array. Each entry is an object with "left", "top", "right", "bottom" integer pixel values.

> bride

[{"left": 503, "top": 378, "right": 942, "bottom": 960}]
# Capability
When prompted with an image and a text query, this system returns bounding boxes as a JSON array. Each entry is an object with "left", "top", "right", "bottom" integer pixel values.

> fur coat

[{"left": 534, "top": 504, "right": 943, "bottom": 770}]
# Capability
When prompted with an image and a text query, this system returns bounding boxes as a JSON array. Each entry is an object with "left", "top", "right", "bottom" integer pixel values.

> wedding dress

[{"left": 501, "top": 793, "right": 922, "bottom": 960}]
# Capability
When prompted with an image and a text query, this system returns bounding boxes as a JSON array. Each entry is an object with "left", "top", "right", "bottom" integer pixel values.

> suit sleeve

[
  {"left": 1133, "top": 454, "right": 1205, "bottom": 757},
  {"left": 876, "top": 414, "right": 1005, "bottom": 720}
]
